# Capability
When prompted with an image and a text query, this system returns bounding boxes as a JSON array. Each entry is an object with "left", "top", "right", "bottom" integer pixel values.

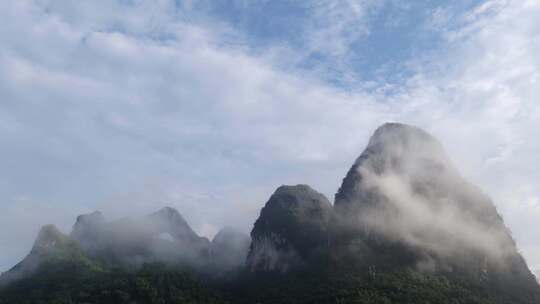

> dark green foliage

[
  {"left": 221, "top": 267, "right": 540, "bottom": 304},
  {"left": 2, "top": 250, "right": 540, "bottom": 304},
  {"left": 0, "top": 263, "right": 226, "bottom": 304}
]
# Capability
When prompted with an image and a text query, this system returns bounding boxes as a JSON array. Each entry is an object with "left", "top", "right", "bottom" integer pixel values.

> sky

[{"left": 1, "top": 0, "right": 540, "bottom": 272}]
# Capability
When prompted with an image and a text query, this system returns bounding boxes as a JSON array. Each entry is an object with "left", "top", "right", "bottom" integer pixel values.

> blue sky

[{"left": 1, "top": 0, "right": 540, "bottom": 273}]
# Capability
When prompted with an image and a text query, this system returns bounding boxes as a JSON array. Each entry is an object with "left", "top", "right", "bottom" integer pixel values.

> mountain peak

[
  {"left": 275, "top": 184, "right": 315, "bottom": 193},
  {"left": 2, "top": 123, "right": 540, "bottom": 302},
  {"left": 74, "top": 211, "right": 104, "bottom": 223},
  {"left": 158, "top": 206, "right": 180, "bottom": 215},
  {"left": 333, "top": 123, "right": 534, "bottom": 282},
  {"left": 149, "top": 206, "right": 188, "bottom": 225},
  {"left": 71, "top": 211, "right": 106, "bottom": 254},
  {"left": 146, "top": 206, "right": 205, "bottom": 246},
  {"left": 270, "top": 184, "right": 330, "bottom": 208},
  {"left": 365, "top": 122, "right": 447, "bottom": 165},
  {"left": 370, "top": 122, "right": 432, "bottom": 140},
  {"left": 0, "top": 225, "right": 81, "bottom": 288},
  {"left": 247, "top": 184, "right": 332, "bottom": 272},
  {"left": 72, "top": 211, "right": 105, "bottom": 233},
  {"left": 32, "top": 225, "right": 68, "bottom": 253},
  {"left": 151, "top": 206, "right": 187, "bottom": 223},
  {"left": 335, "top": 123, "right": 450, "bottom": 209}
]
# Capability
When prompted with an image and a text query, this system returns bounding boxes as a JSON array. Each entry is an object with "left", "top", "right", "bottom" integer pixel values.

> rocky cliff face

[{"left": 247, "top": 185, "right": 333, "bottom": 272}]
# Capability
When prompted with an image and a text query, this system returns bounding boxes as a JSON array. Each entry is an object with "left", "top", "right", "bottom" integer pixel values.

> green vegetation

[
  {"left": 2, "top": 260, "right": 539, "bottom": 304},
  {"left": 0, "top": 263, "right": 226, "bottom": 304},
  {"left": 41, "top": 239, "right": 104, "bottom": 273},
  {"left": 226, "top": 267, "right": 536, "bottom": 304}
]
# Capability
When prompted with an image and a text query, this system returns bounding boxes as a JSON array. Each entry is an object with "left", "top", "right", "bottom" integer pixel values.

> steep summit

[
  {"left": 71, "top": 211, "right": 105, "bottom": 236},
  {"left": 335, "top": 122, "right": 450, "bottom": 211},
  {"left": 32, "top": 225, "right": 69, "bottom": 253},
  {"left": 0, "top": 225, "right": 89, "bottom": 287},
  {"left": 70, "top": 211, "right": 105, "bottom": 254},
  {"left": 145, "top": 206, "right": 202, "bottom": 243},
  {"left": 247, "top": 185, "right": 333, "bottom": 272},
  {"left": 334, "top": 123, "right": 536, "bottom": 287}
]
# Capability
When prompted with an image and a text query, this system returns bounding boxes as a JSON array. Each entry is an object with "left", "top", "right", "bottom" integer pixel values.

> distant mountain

[
  {"left": 68, "top": 206, "right": 213, "bottom": 269},
  {"left": 210, "top": 227, "right": 250, "bottom": 272},
  {"left": 0, "top": 225, "right": 100, "bottom": 288},
  {"left": 1, "top": 123, "right": 539, "bottom": 304},
  {"left": 145, "top": 207, "right": 204, "bottom": 244}
]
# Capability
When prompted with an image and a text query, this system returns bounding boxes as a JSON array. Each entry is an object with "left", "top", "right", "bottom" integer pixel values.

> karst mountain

[{"left": 1, "top": 123, "right": 539, "bottom": 304}]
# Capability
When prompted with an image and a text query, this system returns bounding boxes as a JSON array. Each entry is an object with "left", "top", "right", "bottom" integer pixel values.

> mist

[
  {"left": 71, "top": 207, "right": 251, "bottom": 273},
  {"left": 359, "top": 168, "right": 514, "bottom": 261}
]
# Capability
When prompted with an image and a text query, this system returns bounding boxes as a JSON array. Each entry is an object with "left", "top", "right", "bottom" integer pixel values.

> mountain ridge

[{"left": 1, "top": 122, "right": 539, "bottom": 304}]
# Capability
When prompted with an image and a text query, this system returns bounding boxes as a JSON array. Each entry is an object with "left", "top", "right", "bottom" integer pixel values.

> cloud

[{"left": 1, "top": 0, "right": 540, "bottom": 273}]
